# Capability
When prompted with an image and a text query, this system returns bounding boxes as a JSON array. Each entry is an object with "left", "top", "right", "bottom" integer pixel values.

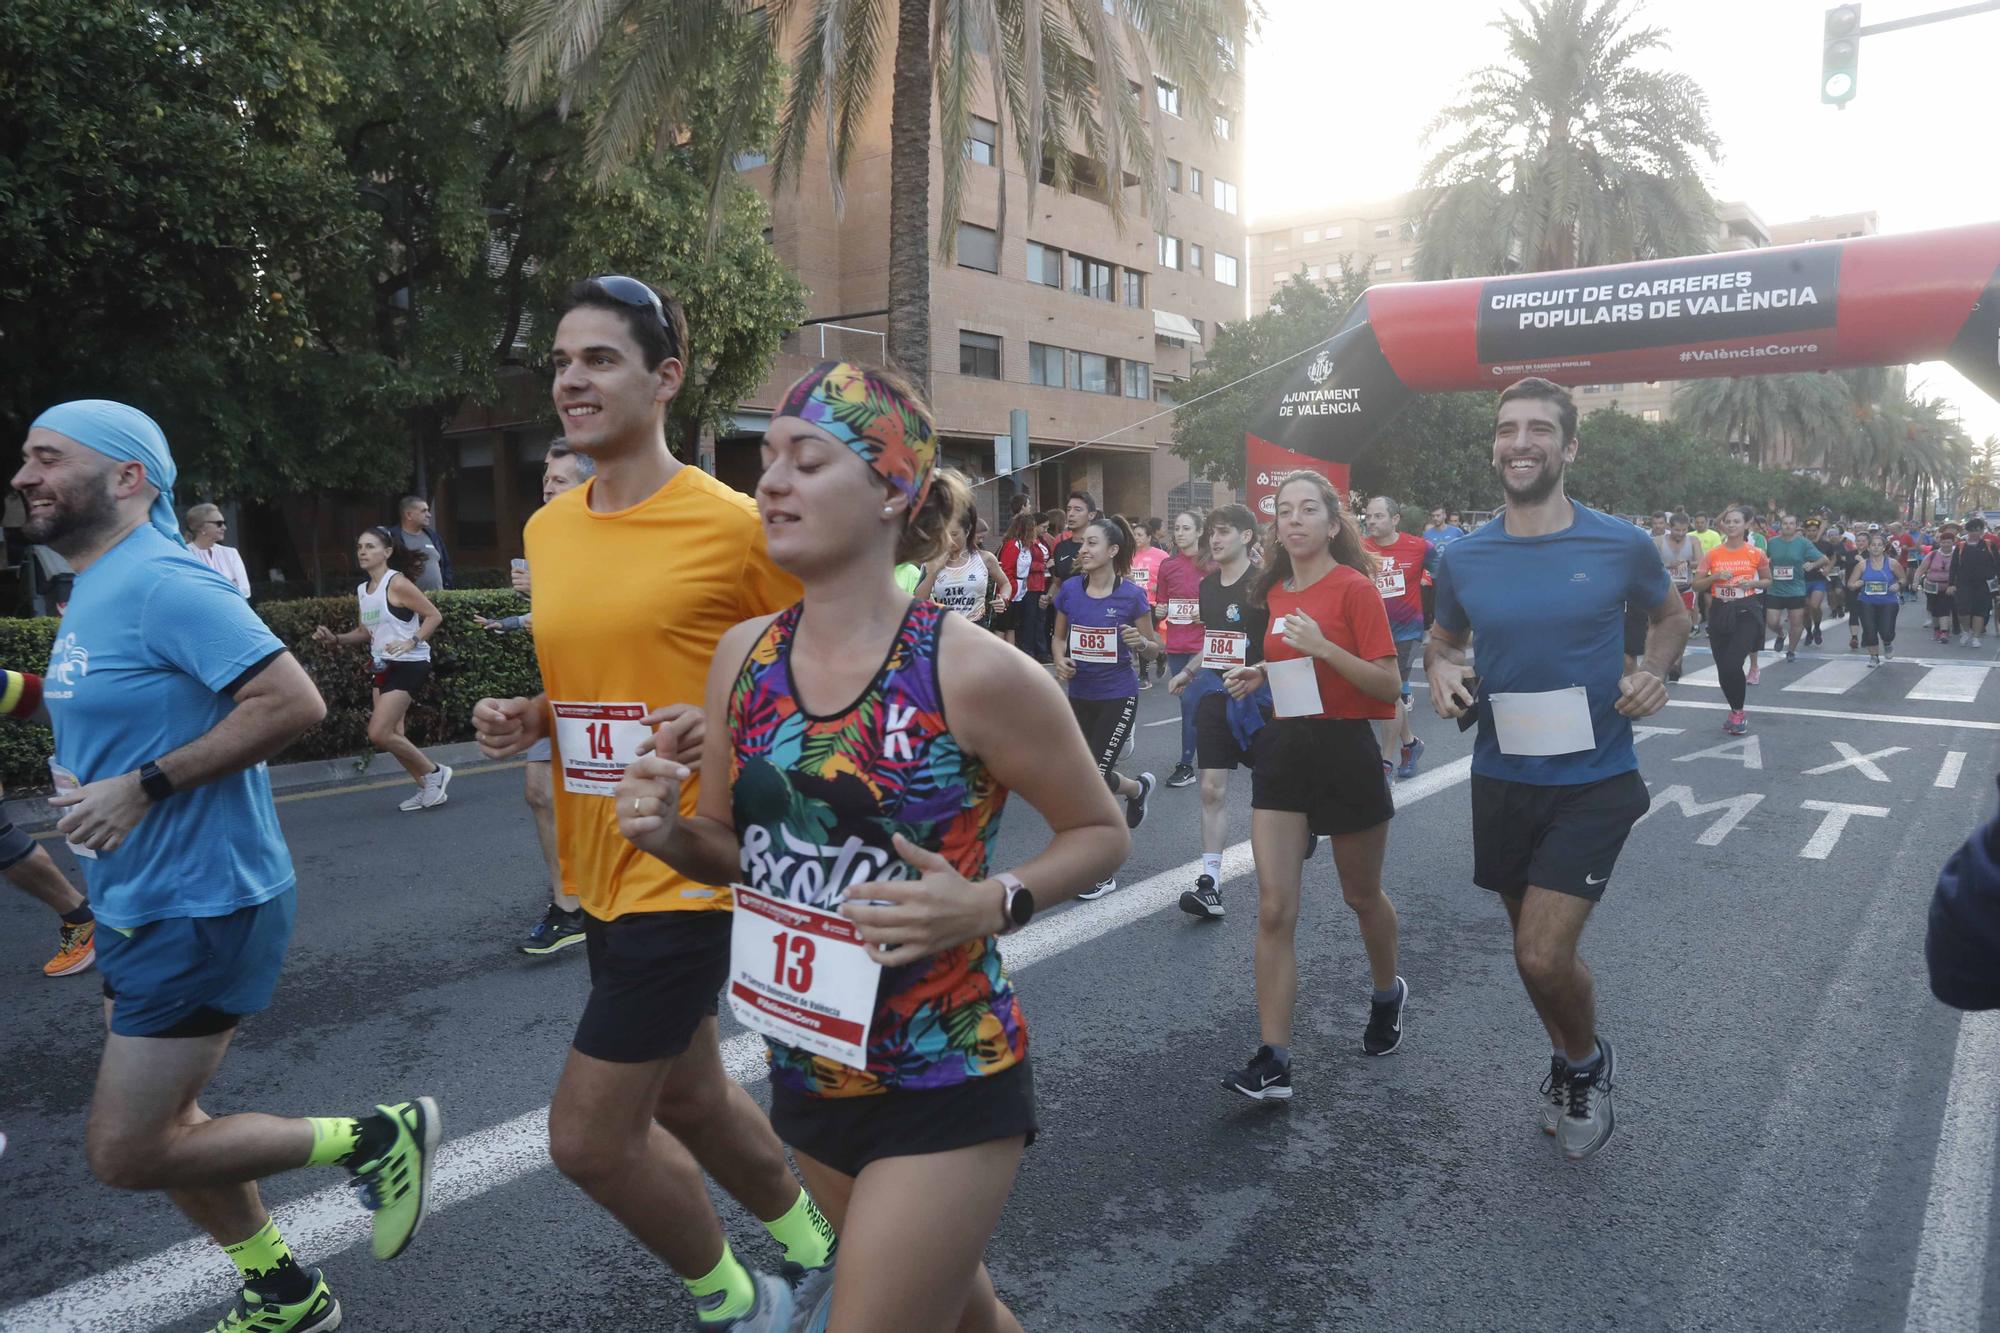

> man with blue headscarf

[{"left": 14, "top": 400, "right": 443, "bottom": 1332}]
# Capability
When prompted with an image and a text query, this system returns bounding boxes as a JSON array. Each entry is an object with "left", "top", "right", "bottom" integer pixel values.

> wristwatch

[
  {"left": 995, "top": 871, "right": 1034, "bottom": 935},
  {"left": 138, "top": 760, "right": 175, "bottom": 802}
]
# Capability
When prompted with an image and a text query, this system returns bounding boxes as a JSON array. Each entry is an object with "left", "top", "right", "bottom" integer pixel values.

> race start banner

[{"left": 1244, "top": 221, "right": 2000, "bottom": 477}]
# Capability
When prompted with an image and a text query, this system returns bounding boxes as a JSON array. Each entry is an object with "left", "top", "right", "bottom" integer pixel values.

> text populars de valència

[{"left": 1491, "top": 272, "right": 1821, "bottom": 331}]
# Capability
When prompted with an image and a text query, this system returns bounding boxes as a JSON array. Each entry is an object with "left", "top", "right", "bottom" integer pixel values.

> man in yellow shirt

[
  {"left": 473, "top": 278, "right": 827, "bottom": 1331},
  {"left": 1689, "top": 513, "right": 1723, "bottom": 633}
]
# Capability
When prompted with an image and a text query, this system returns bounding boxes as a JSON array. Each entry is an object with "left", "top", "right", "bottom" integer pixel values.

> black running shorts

[
  {"left": 1470, "top": 770, "right": 1650, "bottom": 902},
  {"left": 573, "top": 911, "right": 730, "bottom": 1063},
  {"left": 1765, "top": 594, "right": 1806, "bottom": 610},
  {"left": 1250, "top": 716, "right": 1393, "bottom": 837},
  {"left": 771, "top": 1059, "right": 1037, "bottom": 1178},
  {"left": 0, "top": 820, "right": 35, "bottom": 871},
  {"left": 1070, "top": 694, "right": 1136, "bottom": 779},
  {"left": 372, "top": 660, "right": 432, "bottom": 696},
  {"left": 1194, "top": 690, "right": 1261, "bottom": 771}
]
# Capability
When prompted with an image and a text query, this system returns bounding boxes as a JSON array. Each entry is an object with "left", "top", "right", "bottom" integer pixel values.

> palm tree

[
  {"left": 1414, "top": 0, "right": 1721, "bottom": 279},
  {"left": 1672, "top": 373, "right": 1850, "bottom": 472},
  {"left": 1959, "top": 435, "right": 1998, "bottom": 513},
  {"left": 509, "top": 0, "right": 1246, "bottom": 389}
]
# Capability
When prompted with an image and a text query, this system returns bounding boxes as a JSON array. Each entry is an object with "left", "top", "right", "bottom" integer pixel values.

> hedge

[{"left": 0, "top": 588, "right": 542, "bottom": 791}]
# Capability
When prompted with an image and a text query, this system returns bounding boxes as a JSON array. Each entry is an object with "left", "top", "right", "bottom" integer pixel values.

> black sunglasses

[{"left": 590, "top": 275, "right": 680, "bottom": 359}]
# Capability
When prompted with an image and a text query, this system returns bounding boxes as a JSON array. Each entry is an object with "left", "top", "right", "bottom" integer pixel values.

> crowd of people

[{"left": 4, "top": 268, "right": 1992, "bottom": 1333}]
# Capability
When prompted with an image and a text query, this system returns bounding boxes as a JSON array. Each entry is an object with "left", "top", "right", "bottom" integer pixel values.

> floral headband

[{"left": 775, "top": 361, "right": 937, "bottom": 506}]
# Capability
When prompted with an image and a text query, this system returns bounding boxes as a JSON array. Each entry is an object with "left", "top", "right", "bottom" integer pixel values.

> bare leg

[
  {"left": 1510, "top": 887, "right": 1599, "bottom": 1062},
  {"left": 1501, "top": 895, "right": 1563, "bottom": 1050},
  {"left": 1198, "top": 769, "right": 1230, "bottom": 854},
  {"left": 1786, "top": 608, "right": 1805, "bottom": 652},
  {"left": 6, "top": 846, "right": 85, "bottom": 914},
  {"left": 649, "top": 1018, "right": 800, "bottom": 1223},
  {"left": 523, "top": 762, "right": 576, "bottom": 912},
  {"left": 1250, "top": 809, "right": 1307, "bottom": 1048},
  {"left": 367, "top": 689, "right": 434, "bottom": 783},
  {"left": 1329, "top": 823, "right": 1397, "bottom": 992}
]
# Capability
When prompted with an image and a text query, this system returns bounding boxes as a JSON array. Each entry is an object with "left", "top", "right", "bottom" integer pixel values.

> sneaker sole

[
  {"left": 298, "top": 1292, "right": 343, "bottom": 1332},
  {"left": 517, "top": 932, "right": 586, "bottom": 956},
  {"left": 1559, "top": 1042, "right": 1617, "bottom": 1160},
  {"left": 44, "top": 947, "right": 96, "bottom": 978},
  {"left": 1223, "top": 1080, "right": 1293, "bottom": 1102},
  {"left": 1177, "top": 891, "right": 1224, "bottom": 919},
  {"left": 1077, "top": 883, "right": 1116, "bottom": 901},
  {"left": 1166, "top": 775, "right": 1197, "bottom": 789},
  {"left": 376, "top": 1096, "right": 442, "bottom": 1261}
]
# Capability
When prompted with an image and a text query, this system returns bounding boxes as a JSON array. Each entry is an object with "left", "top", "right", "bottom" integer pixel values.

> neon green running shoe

[
  {"left": 348, "top": 1096, "right": 441, "bottom": 1260},
  {"left": 208, "top": 1268, "right": 341, "bottom": 1332}
]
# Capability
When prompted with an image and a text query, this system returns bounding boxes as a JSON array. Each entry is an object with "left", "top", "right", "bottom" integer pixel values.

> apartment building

[{"left": 729, "top": 28, "right": 1249, "bottom": 527}]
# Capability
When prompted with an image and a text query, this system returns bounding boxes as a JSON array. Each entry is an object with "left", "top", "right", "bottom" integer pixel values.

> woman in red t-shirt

[
  {"left": 997, "top": 510, "right": 1049, "bottom": 653},
  {"left": 1153, "top": 508, "right": 1209, "bottom": 785},
  {"left": 1217, "top": 471, "right": 1406, "bottom": 1101}
]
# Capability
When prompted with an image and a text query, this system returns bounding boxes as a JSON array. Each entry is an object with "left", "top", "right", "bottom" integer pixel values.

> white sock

[{"left": 1201, "top": 852, "right": 1223, "bottom": 881}]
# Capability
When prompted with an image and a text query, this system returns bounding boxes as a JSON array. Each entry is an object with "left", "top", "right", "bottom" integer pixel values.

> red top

[
  {"left": 1262, "top": 564, "right": 1397, "bottom": 721},
  {"left": 1154, "top": 553, "right": 1207, "bottom": 654},
  {"left": 999, "top": 538, "right": 1048, "bottom": 594}
]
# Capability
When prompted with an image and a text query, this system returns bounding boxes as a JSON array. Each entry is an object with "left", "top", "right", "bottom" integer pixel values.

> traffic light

[{"left": 1822, "top": 5, "right": 1862, "bottom": 106}]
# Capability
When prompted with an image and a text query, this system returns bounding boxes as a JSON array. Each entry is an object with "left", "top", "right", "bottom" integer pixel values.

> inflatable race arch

[{"left": 1244, "top": 221, "right": 2000, "bottom": 514}]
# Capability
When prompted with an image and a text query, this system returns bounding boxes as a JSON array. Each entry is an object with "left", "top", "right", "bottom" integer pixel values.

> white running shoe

[
  {"left": 398, "top": 787, "right": 427, "bottom": 812},
  {"left": 419, "top": 764, "right": 452, "bottom": 809},
  {"left": 1077, "top": 877, "right": 1118, "bottom": 900}
]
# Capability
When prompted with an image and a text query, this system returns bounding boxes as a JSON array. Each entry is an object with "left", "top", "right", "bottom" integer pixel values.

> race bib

[
  {"left": 552, "top": 700, "right": 650, "bottom": 796},
  {"left": 1988, "top": 577, "right": 2000, "bottom": 596},
  {"left": 1922, "top": 580, "right": 1942, "bottom": 595},
  {"left": 1202, "top": 630, "right": 1247, "bottom": 671},
  {"left": 728, "top": 885, "right": 882, "bottom": 1071},
  {"left": 1374, "top": 566, "right": 1407, "bottom": 597},
  {"left": 1715, "top": 583, "right": 1751, "bottom": 601},
  {"left": 47, "top": 761, "right": 97, "bottom": 860},
  {"left": 1069, "top": 625, "right": 1117, "bottom": 664},
  {"left": 1863, "top": 580, "right": 1890, "bottom": 598},
  {"left": 1131, "top": 567, "right": 1151, "bottom": 589},
  {"left": 1165, "top": 598, "right": 1199, "bottom": 625},
  {"left": 1772, "top": 564, "right": 1796, "bottom": 581}
]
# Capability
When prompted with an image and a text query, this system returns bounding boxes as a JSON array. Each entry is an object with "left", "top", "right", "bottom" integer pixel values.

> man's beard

[
  {"left": 1496, "top": 453, "right": 1565, "bottom": 506},
  {"left": 22, "top": 477, "right": 121, "bottom": 554}
]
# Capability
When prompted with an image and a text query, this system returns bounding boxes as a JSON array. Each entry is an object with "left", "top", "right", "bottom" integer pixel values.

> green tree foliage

[
  {"left": 1350, "top": 393, "right": 1503, "bottom": 519},
  {"left": 1414, "top": 0, "right": 1720, "bottom": 279}
]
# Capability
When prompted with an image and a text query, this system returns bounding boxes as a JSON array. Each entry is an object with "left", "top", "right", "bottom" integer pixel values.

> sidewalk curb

[{"left": 4, "top": 739, "right": 504, "bottom": 833}]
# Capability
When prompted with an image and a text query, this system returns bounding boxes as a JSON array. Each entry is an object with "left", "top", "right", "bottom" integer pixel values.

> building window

[
  {"left": 1169, "top": 478, "right": 1215, "bottom": 514},
  {"left": 1401, "top": 256, "right": 1417, "bottom": 269},
  {"left": 1029, "top": 342, "right": 1065, "bottom": 388},
  {"left": 1302, "top": 228, "right": 1319, "bottom": 243},
  {"left": 1373, "top": 259, "right": 1392, "bottom": 274},
  {"left": 1325, "top": 224, "right": 1344, "bottom": 239},
  {"left": 1026, "top": 240, "right": 1061, "bottom": 287},
  {"left": 1213, "top": 113, "right": 1232, "bottom": 140},
  {"left": 1191, "top": 318, "right": 1206, "bottom": 338},
  {"left": 1155, "top": 78, "right": 1180, "bottom": 116},
  {"left": 1373, "top": 223, "right": 1392, "bottom": 239},
  {"left": 964, "top": 116, "right": 997, "bottom": 166},
  {"left": 1306, "top": 265, "right": 1320, "bottom": 280},
  {"left": 732, "top": 150, "right": 769, "bottom": 171},
  {"left": 1157, "top": 233, "right": 1181, "bottom": 270},
  {"left": 957, "top": 222, "right": 999, "bottom": 273},
  {"left": 1605, "top": 382, "right": 1626, "bottom": 392},
  {"left": 959, "top": 330, "right": 1002, "bottom": 380},
  {"left": 1212, "top": 179, "right": 1238, "bottom": 215},
  {"left": 1641, "top": 408, "right": 1663, "bottom": 423},
  {"left": 1165, "top": 158, "right": 1181, "bottom": 190},
  {"left": 1122, "top": 269, "right": 1144, "bottom": 308},
  {"left": 1154, "top": 380, "right": 1178, "bottom": 407},
  {"left": 1188, "top": 166, "right": 1203, "bottom": 195},
  {"left": 1067, "top": 349, "right": 1115, "bottom": 395},
  {"left": 1123, "top": 360, "right": 1150, "bottom": 399},
  {"left": 1188, "top": 243, "right": 1204, "bottom": 274},
  {"left": 1067, "top": 253, "right": 1114, "bottom": 302},
  {"left": 1214, "top": 252, "right": 1239, "bottom": 287}
]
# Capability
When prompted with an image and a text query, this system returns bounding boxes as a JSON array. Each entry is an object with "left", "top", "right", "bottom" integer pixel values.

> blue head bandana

[{"left": 29, "top": 400, "right": 183, "bottom": 546}]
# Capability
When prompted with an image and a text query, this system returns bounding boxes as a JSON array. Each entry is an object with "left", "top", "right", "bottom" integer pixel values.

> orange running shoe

[{"left": 44, "top": 919, "right": 95, "bottom": 977}]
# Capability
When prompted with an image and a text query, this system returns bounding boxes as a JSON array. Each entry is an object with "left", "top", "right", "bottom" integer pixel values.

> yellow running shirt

[{"left": 526, "top": 465, "right": 801, "bottom": 920}]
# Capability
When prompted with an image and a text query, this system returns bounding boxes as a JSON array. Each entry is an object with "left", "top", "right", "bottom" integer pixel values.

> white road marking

[
  {"left": 1907, "top": 663, "right": 1991, "bottom": 703},
  {"left": 1634, "top": 785, "right": 1764, "bottom": 845},
  {"left": 1903, "top": 1011, "right": 2000, "bottom": 1333},
  {"left": 1934, "top": 751, "right": 1967, "bottom": 790},
  {"left": 1672, "top": 736, "right": 1762, "bottom": 770},
  {"left": 1631, "top": 726, "right": 1685, "bottom": 743},
  {"left": 1678, "top": 665, "right": 1722, "bottom": 689},
  {"left": 1786, "top": 659, "right": 1874, "bottom": 694},
  {"left": 1802, "top": 742, "right": 1908, "bottom": 783},
  {"left": 1797, "top": 799, "right": 1890, "bottom": 859},
  {"left": 0, "top": 762, "right": 1480, "bottom": 1332},
  {"left": 1663, "top": 699, "right": 2000, "bottom": 732},
  {"left": 1142, "top": 717, "right": 1179, "bottom": 727}
]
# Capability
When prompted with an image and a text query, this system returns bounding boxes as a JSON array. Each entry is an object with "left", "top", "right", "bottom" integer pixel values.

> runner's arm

[
  {"left": 1423, "top": 622, "right": 1476, "bottom": 718},
  {"left": 1050, "top": 606, "right": 1075, "bottom": 680},
  {"left": 154, "top": 652, "right": 327, "bottom": 791}
]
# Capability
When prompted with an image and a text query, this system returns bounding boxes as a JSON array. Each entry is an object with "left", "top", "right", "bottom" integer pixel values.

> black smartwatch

[
  {"left": 996, "top": 871, "right": 1034, "bottom": 935},
  {"left": 138, "top": 761, "right": 175, "bottom": 802}
]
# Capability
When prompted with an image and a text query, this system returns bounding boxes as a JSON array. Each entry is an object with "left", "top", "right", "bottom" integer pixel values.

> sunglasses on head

[{"left": 590, "top": 275, "right": 679, "bottom": 355}]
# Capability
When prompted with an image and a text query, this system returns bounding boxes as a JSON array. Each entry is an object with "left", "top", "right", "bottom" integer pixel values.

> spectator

[
  {"left": 395, "top": 495, "right": 450, "bottom": 591},
  {"left": 181, "top": 502, "right": 252, "bottom": 597},
  {"left": 1928, "top": 777, "right": 2000, "bottom": 1010}
]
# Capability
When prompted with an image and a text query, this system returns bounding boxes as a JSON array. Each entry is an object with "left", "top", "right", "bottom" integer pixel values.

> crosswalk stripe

[
  {"left": 1907, "top": 663, "right": 1990, "bottom": 703},
  {"left": 1675, "top": 657, "right": 1992, "bottom": 703},
  {"left": 1680, "top": 666, "right": 1720, "bottom": 688},
  {"left": 1786, "top": 660, "right": 1874, "bottom": 695}
]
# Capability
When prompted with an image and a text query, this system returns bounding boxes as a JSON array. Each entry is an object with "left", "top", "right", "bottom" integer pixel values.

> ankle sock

[
  {"left": 223, "top": 1218, "right": 312, "bottom": 1301},
  {"left": 1200, "top": 853, "right": 1223, "bottom": 881},
  {"left": 1371, "top": 979, "right": 1404, "bottom": 1006},
  {"left": 1568, "top": 1046, "right": 1603, "bottom": 1075},
  {"left": 60, "top": 903, "right": 94, "bottom": 926},
  {"left": 685, "top": 1241, "right": 756, "bottom": 1324},
  {"left": 1267, "top": 1043, "right": 1291, "bottom": 1067},
  {"left": 764, "top": 1187, "right": 836, "bottom": 1270},
  {"left": 306, "top": 1111, "right": 394, "bottom": 1168}
]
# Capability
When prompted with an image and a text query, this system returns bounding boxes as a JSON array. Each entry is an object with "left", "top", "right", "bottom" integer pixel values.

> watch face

[{"left": 1008, "top": 889, "right": 1034, "bottom": 927}]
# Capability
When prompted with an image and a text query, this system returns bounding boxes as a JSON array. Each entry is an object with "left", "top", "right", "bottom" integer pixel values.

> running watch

[
  {"left": 996, "top": 872, "right": 1034, "bottom": 935},
  {"left": 138, "top": 760, "right": 174, "bottom": 802}
]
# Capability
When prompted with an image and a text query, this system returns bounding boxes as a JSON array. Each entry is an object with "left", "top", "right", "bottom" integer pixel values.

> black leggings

[
  {"left": 1857, "top": 600, "right": 1899, "bottom": 649},
  {"left": 1709, "top": 602, "right": 1763, "bottom": 710}
]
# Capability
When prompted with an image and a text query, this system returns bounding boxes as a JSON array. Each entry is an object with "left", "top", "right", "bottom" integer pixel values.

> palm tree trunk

[{"left": 887, "top": 0, "right": 933, "bottom": 392}]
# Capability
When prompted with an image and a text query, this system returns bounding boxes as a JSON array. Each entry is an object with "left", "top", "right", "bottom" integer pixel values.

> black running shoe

[
  {"left": 1179, "top": 873, "right": 1224, "bottom": 919},
  {"left": 1222, "top": 1045, "right": 1292, "bottom": 1101},
  {"left": 519, "top": 904, "right": 586, "bottom": 956},
  {"left": 1165, "top": 763, "right": 1197, "bottom": 789},
  {"left": 1363, "top": 976, "right": 1407, "bottom": 1056},
  {"left": 1126, "top": 772, "right": 1156, "bottom": 830}
]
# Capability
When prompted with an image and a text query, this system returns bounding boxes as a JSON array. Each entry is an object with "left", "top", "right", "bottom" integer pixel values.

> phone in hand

[{"left": 1454, "top": 673, "right": 1482, "bottom": 732}]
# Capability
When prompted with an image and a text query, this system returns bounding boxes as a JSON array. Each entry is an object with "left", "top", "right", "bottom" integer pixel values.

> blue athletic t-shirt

[
  {"left": 44, "top": 524, "right": 295, "bottom": 929},
  {"left": 1433, "top": 502, "right": 1672, "bottom": 786},
  {"left": 1052, "top": 574, "right": 1152, "bottom": 701}
]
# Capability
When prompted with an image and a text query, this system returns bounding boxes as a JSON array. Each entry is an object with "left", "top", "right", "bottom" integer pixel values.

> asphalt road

[{"left": 3, "top": 620, "right": 1997, "bottom": 1332}]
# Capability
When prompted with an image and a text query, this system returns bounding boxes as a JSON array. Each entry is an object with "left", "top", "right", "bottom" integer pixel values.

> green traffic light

[{"left": 1821, "top": 5, "right": 1862, "bottom": 106}]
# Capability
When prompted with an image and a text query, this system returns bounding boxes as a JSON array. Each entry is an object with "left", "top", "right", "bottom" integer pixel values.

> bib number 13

[{"left": 771, "top": 931, "right": 815, "bottom": 991}]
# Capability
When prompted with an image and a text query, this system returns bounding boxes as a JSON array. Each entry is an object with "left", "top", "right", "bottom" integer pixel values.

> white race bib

[
  {"left": 1772, "top": 564, "right": 1796, "bottom": 581},
  {"left": 728, "top": 885, "right": 883, "bottom": 1071},
  {"left": 1490, "top": 687, "right": 1596, "bottom": 756},
  {"left": 1069, "top": 625, "right": 1117, "bottom": 664},
  {"left": 552, "top": 700, "right": 650, "bottom": 795},
  {"left": 1166, "top": 598, "right": 1199, "bottom": 625},
  {"left": 1374, "top": 566, "right": 1407, "bottom": 598},
  {"left": 1201, "top": 630, "right": 1247, "bottom": 671},
  {"left": 1266, "top": 656, "right": 1324, "bottom": 718},
  {"left": 1131, "top": 567, "right": 1151, "bottom": 589},
  {"left": 47, "top": 761, "right": 97, "bottom": 860}
]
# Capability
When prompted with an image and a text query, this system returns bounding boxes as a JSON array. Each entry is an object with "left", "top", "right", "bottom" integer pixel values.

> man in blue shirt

[
  {"left": 1424, "top": 377, "right": 1689, "bottom": 1163},
  {"left": 17, "top": 401, "right": 441, "bottom": 1333}
]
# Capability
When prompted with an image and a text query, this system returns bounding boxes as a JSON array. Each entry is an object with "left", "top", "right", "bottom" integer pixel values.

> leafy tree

[
  {"left": 510, "top": 0, "right": 1250, "bottom": 388},
  {"left": 1672, "top": 373, "right": 1850, "bottom": 472},
  {"left": 1414, "top": 0, "right": 1720, "bottom": 279}
]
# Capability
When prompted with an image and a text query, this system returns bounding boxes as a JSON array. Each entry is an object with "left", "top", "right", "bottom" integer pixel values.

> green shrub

[{"left": 0, "top": 588, "right": 543, "bottom": 790}]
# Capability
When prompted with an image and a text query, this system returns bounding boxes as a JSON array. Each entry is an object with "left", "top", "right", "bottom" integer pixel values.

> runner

[
  {"left": 17, "top": 399, "right": 437, "bottom": 1332},
  {"left": 1951, "top": 517, "right": 1998, "bottom": 647},
  {"left": 995, "top": 510, "right": 1048, "bottom": 653},
  {"left": 1801, "top": 516, "right": 1831, "bottom": 645},
  {"left": 916, "top": 510, "right": 1010, "bottom": 629},
  {"left": 613, "top": 360, "right": 1127, "bottom": 1332},
  {"left": 310, "top": 526, "right": 450, "bottom": 812},
  {"left": 1361, "top": 496, "right": 1435, "bottom": 781},
  {"left": 1220, "top": 471, "right": 1405, "bottom": 1100},
  {"left": 1763, "top": 513, "right": 1825, "bottom": 663},
  {"left": 1693, "top": 505, "right": 1770, "bottom": 737},
  {"left": 471, "top": 277, "right": 830, "bottom": 1330},
  {"left": 1052, "top": 514, "right": 1160, "bottom": 898},
  {"left": 0, "top": 687, "right": 97, "bottom": 976},
  {"left": 474, "top": 440, "right": 594, "bottom": 955},
  {"left": 1918, "top": 524, "right": 1958, "bottom": 643},
  {"left": 1155, "top": 509, "right": 1208, "bottom": 788},
  {"left": 1168, "top": 504, "right": 1266, "bottom": 920},
  {"left": 1425, "top": 378, "right": 1687, "bottom": 1160},
  {"left": 1654, "top": 514, "right": 1700, "bottom": 681},
  {"left": 1742, "top": 509, "right": 1770, "bottom": 681},
  {"left": 1849, "top": 527, "right": 1906, "bottom": 665},
  {"left": 1689, "top": 513, "right": 1722, "bottom": 635},
  {"left": 1128, "top": 517, "right": 1168, "bottom": 685}
]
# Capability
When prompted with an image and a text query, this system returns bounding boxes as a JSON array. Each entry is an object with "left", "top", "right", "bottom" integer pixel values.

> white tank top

[
  {"left": 931, "top": 553, "right": 990, "bottom": 621},
  {"left": 357, "top": 570, "right": 430, "bottom": 664}
]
